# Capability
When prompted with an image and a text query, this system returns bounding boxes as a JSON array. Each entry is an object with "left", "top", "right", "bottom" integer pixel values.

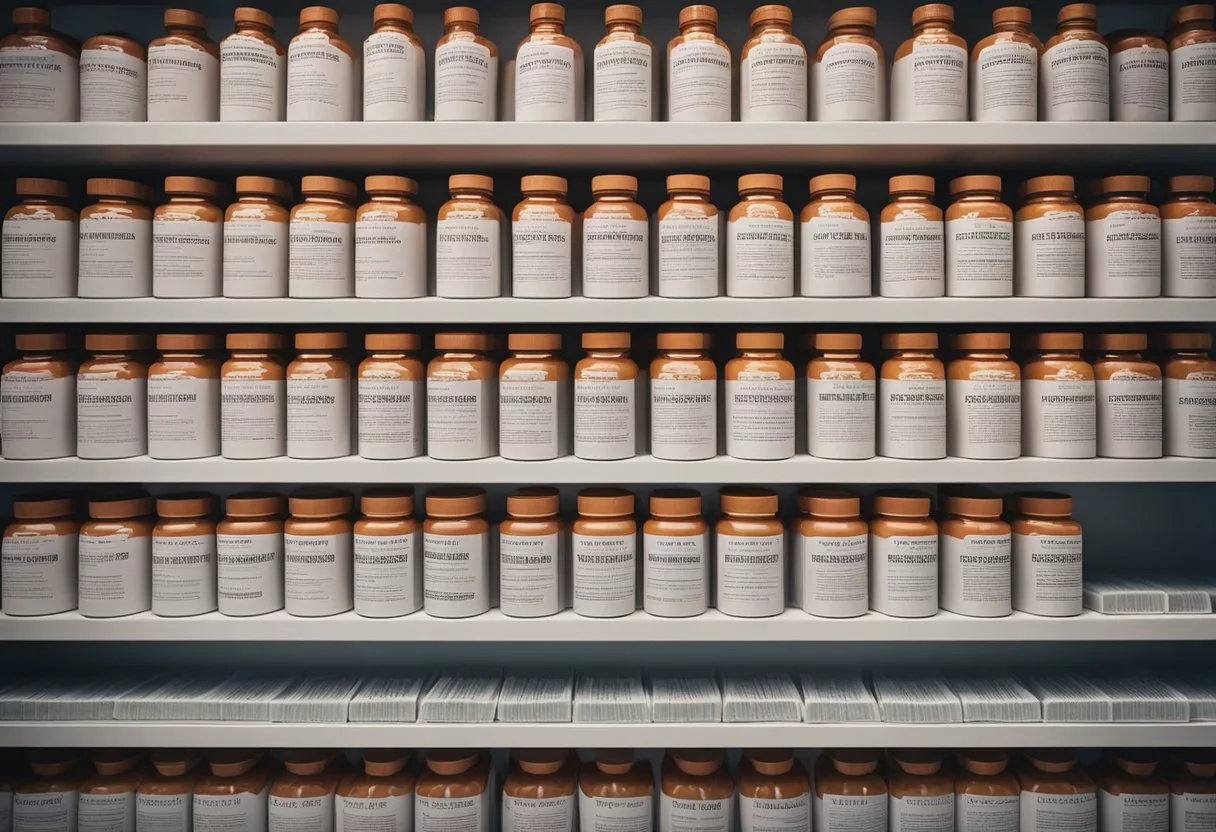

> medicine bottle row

[
  {"left": 4, "top": 328, "right": 1212, "bottom": 463},
  {"left": 6, "top": 172, "right": 1214, "bottom": 301},
  {"left": 1, "top": 484, "right": 1085, "bottom": 621},
  {"left": 4, "top": 2, "right": 1215, "bottom": 124},
  {"left": 6, "top": 746, "right": 1212, "bottom": 832}
]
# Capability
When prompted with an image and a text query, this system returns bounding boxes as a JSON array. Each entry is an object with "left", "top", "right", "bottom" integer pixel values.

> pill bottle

[
  {"left": 644, "top": 489, "right": 709, "bottom": 618},
  {"left": 148, "top": 8, "right": 218, "bottom": 121},
  {"left": 878, "top": 332, "right": 946, "bottom": 460},
  {"left": 869, "top": 490, "right": 938, "bottom": 618},
  {"left": 79, "top": 492, "right": 154, "bottom": 618},
  {"left": 284, "top": 489, "right": 353, "bottom": 617},
  {"left": 947, "top": 331, "right": 1021, "bottom": 460},
  {"left": 572, "top": 487, "right": 636, "bottom": 618},
  {"left": 2, "top": 177, "right": 76, "bottom": 297},
  {"left": 738, "top": 749, "right": 811, "bottom": 828},
  {"left": 269, "top": 750, "right": 343, "bottom": 827},
  {"left": 289, "top": 175, "right": 356, "bottom": 298},
  {"left": 1092, "top": 332, "right": 1162, "bottom": 458},
  {"left": 353, "top": 488, "right": 421, "bottom": 619},
  {"left": 15, "top": 752, "right": 83, "bottom": 829},
  {"left": 363, "top": 3, "right": 425, "bottom": 122},
  {"left": 1094, "top": 750, "right": 1169, "bottom": 831},
  {"left": 1015, "top": 175, "right": 1085, "bottom": 297},
  {"left": 1170, "top": 4, "right": 1216, "bottom": 121},
  {"left": 357, "top": 332, "right": 423, "bottom": 460},
  {"left": 946, "top": 175, "right": 1013, "bottom": 297},
  {"left": 137, "top": 751, "right": 202, "bottom": 829},
  {"left": 727, "top": 173, "right": 794, "bottom": 298},
  {"left": 807, "top": 332, "right": 875, "bottom": 460},
  {"left": 954, "top": 750, "right": 1019, "bottom": 832},
  {"left": 662, "top": 750, "right": 736, "bottom": 829},
  {"left": 223, "top": 175, "right": 292, "bottom": 297},
  {"left": 152, "top": 492, "right": 218, "bottom": 617},
  {"left": 77, "top": 333, "right": 152, "bottom": 460},
  {"left": 971, "top": 6, "right": 1041, "bottom": 121},
  {"left": 800, "top": 174, "right": 871, "bottom": 298},
  {"left": 193, "top": 751, "right": 271, "bottom": 827},
  {"left": 416, "top": 751, "right": 492, "bottom": 828},
  {"left": 657, "top": 174, "right": 721, "bottom": 298},
  {"left": 880, "top": 175, "right": 944, "bottom": 298},
  {"left": 1167, "top": 749, "right": 1216, "bottom": 827},
  {"left": 574, "top": 331, "right": 639, "bottom": 461},
  {"left": 511, "top": 175, "right": 573, "bottom": 299},
  {"left": 286, "top": 331, "right": 351, "bottom": 459},
  {"left": 433, "top": 7, "right": 498, "bottom": 121},
  {"left": 667, "top": 4, "right": 731, "bottom": 121},
  {"left": 502, "top": 749, "right": 577, "bottom": 831},
  {"left": 515, "top": 2, "right": 583, "bottom": 122},
  {"left": 741, "top": 5, "right": 807, "bottom": 122},
  {"left": 427, "top": 331, "right": 497, "bottom": 460},
  {"left": 1163, "top": 175, "right": 1216, "bottom": 297},
  {"left": 2, "top": 494, "right": 78, "bottom": 616},
  {"left": 287, "top": 5, "right": 355, "bottom": 121},
  {"left": 1011, "top": 492, "right": 1082, "bottom": 616},
  {"left": 1017, "top": 750, "right": 1097, "bottom": 828},
  {"left": 939, "top": 490, "right": 1011, "bottom": 617},
  {"left": 1161, "top": 331, "right": 1216, "bottom": 458},
  {"left": 1108, "top": 28, "right": 1169, "bottom": 121},
  {"left": 583, "top": 174, "right": 649, "bottom": 298},
  {"left": 1087, "top": 175, "right": 1161, "bottom": 298},
  {"left": 594, "top": 4, "right": 655, "bottom": 122},
  {"left": 221, "top": 331, "right": 286, "bottom": 460},
  {"left": 725, "top": 331, "right": 795, "bottom": 460},
  {"left": 498, "top": 332, "right": 569, "bottom": 461},
  {"left": 1022, "top": 331, "right": 1096, "bottom": 459},
  {"left": 216, "top": 492, "right": 285, "bottom": 616},
  {"left": 892, "top": 3, "right": 967, "bottom": 121},
  {"left": 355, "top": 175, "right": 427, "bottom": 299},
  {"left": 148, "top": 332, "right": 221, "bottom": 460},
  {"left": 579, "top": 749, "right": 654, "bottom": 829},
  {"left": 436, "top": 174, "right": 504, "bottom": 298},
  {"left": 499, "top": 486, "right": 563, "bottom": 618},
  {"left": 153, "top": 176, "right": 222, "bottom": 298},
  {"left": 79, "top": 750, "right": 144, "bottom": 832},
  {"left": 338, "top": 750, "right": 416, "bottom": 830},
  {"left": 814, "top": 750, "right": 887, "bottom": 831},
  {"left": 650, "top": 331, "right": 717, "bottom": 461},
  {"left": 80, "top": 31, "right": 146, "bottom": 121},
  {"left": 78, "top": 178, "right": 154, "bottom": 298},
  {"left": 889, "top": 750, "right": 954, "bottom": 830},
  {"left": 423, "top": 487, "right": 490, "bottom": 618},
  {"left": 1042, "top": 3, "right": 1109, "bottom": 121},
  {"left": 717, "top": 486, "right": 784, "bottom": 618},
  {"left": 812, "top": 6, "right": 884, "bottom": 121},
  {"left": 797, "top": 489, "right": 867, "bottom": 618},
  {"left": 219, "top": 6, "right": 285, "bottom": 121},
  {"left": 0, "top": 6, "right": 78, "bottom": 121},
  {"left": 1, "top": 332, "right": 75, "bottom": 460}
]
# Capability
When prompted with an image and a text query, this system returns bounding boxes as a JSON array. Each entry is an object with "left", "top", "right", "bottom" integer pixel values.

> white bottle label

[
  {"left": 194, "top": 786, "right": 269, "bottom": 832},
  {"left": 287, "top": 376, "right": 351, "bottom": 458},
  {"left": 957, "top": 793, "right": 1018, "bottom": 832},
  {"left": 358, "top": 376, "right": 422, "bottom": 459},
  {"left": 946, "top": 218, "right": 1013, "bottom": 297},
  {"left": 1, "top": 531, "right": 78, "bottom": 615},
  {"left": 658, "top": 214, "right": 720, "bottom": 297},
  {"left": 290, "top": 220, "right": 354, "bottom": 298},
  {"left": 363, "top": 30, "right": 425, "bottom": 121},
  {"left": 650, "top": 378, "right": 716, "bottom": 460},
  {"left": 1165, "top": 376, "right": 1216, "bottom": 458},
  {"left": 947, "top": 378, "right": 1021, "bottom": 460},
  {"left": 78, "top": 217, "right": 152, "bottom": 297},
  {"left": 1087, "top": 212, "right": 1162, "bottom": 297},
  {"left": 1012, "top": 533, "right": 1083, "bottom": 616},
  {"left": 500, "top": 531, "right": 561, "bottom": 618},
  {"left": 80, "top": 47, "right": 146, "bottom": 121},
  {"left": 434, "top": 41, "right": 496, "bottom": 121},
  {"left": 870, "top": 533, "right": 938, "bottom": 618},
  {"left": 579, "top": 792, "right": 652, "bottom": 831},
  {"left": 740, "top": 793, "right": 810, "bottom": 831},
  {"left": 423, "top": 531, "right": 489, "bottom": 617},
  {"left": 728, "top": 217, "right": 794, "bottom": 297},
  {"left": 502, "top": 793, "right": 575, "bottom": 832},
  {"left": 940, "top": 532, "right": 1012, "bottom": 617},
  {"left": 153, "top": 532, "right": 217, "bottom": 616},
  {"left": 583, "top": 217, "right": 649, "bottom": 298},
  {"left": 594, "top": 39, "right": 652, "bottom": 121},
  {"left": 892, "top": 43, "right": 967, "bottom": 121},
  {"left": 222, "top": 377, "right": 286, "bottom": 459},
  {"left": 1015, "top": 213, "right": 1086, "bottom": 297},
  {"left": 813, "top": 42, "right": 883, "bottom": 121},
  {"left": 1111, "top": 46, "right": 1168, "bottom": 121},
  {"left": 355, "top": 530, "right": 421, "bottom": 618},
  {"left": 148, "top": 43, "right": 219, "bottom": 121},
  {"left": 814, "top": 793, "right": 886, "bottom": 832},
  {"left": 891, "top": 794, "right": 953, "bottom": 832},
  {"left": 147, "top": 374, "right": 221, "bottom": 459},
  {"left": 284, "top": 531, "right": 352, "bottom": 616},
  {"left": 426, "top": 377, "right": 495, "bottom": 460},
  {"left": 726, "top": 377, "right": 795, "bottom": 459},
  {"left": 77, "top": 376, "right": 146, "bottom": 459},
  {"left": 717, "top": 532, "right": 784, "bottom": 618},
  {"left": 802, "top": 533, "right": 868, "bottom": 618},
  {"left": 515, "top": 42, "right": 577, "bottom": 121},
  {"left": 79, "top": 532, "right": 152, "bottom": 617},
  {"left": 217, "top": 531, "right": 284, "bottom": 616},
  {"left": 880, "top": 217, "right": 944, "bottom": 297},
  {"left": 1, "top": 372, "right": 74, "bottom": 460},
  {"left": 879, "top": 378, "right": 946, "bottom": 459},
  {"left": 1096, "top": 375, "right": 1163, "bottom": 458},
  {"left": 668, "top": 40, "right": 731, "bottom": 121},
  {"left": 1172, "top": 41, "right": 1216, "bottom": 121},
  {"left": 660, "top": 794, "right": 733, "bottom": 832},
  {"left": 356, "top": 220, "right": 427, "bottom": 299},
  {"left": 137, "top": 791, "right": 193, "bottom": 830},
  {"left": 220, "top": 34, "right": 285, "bottom": 121},
  {"left": 1042, "top": 39, "right": 1109, "bottom": 120},
  {"left": 573, "top": 532, "right": 636, "bottom": 618},
  {"left": 269, "top": 793, "right": 335, "bottom": 831},
  {"left": 436, "top": 218, "right": 501, "bottom": 298},
  {"left": 1099, "top": 790, "right": 1167, "bottom": 832},
  {"left": 500, "top": 375, "right": 565, "bottom": 460},
  {"left": 337, "top": 793, "right": 413, "bottom": 832},
  {"left": 741, "top": 41, "right": 807, "bottom": 121},
  {"left": 1020, "top": 792, "right": 1096, "bottom": 830},
  {"left": 512, "top": 217, "right": 573, "bottom": 298},
  {"left": 808, "top": 377, "right": 876, "bottom": 460},
  {"left": 224, "top": 220, "right": 288, "bottom": 297},
  {"left": 801, "top": 215, "right": 871, "bottom": 297},
  {"left": 973, "top": 40, "right": 1037, "bottom": 121},
  {"left": 287, "top": 32, "right": 355, "bottom": 121},
  {"left": 574, "top": 378, "right": 635, "bottom": 460},
  {"left": 1022, "top": 378, "right": 1097, "bottom": 458},
  {"left": 415, "top": 791, "right": 490, "bottom": 832},
  {"left": 643, "top": 531, "right": 709, "bottom": 617},
  {"left": 0, "top": 46, "right": 78, "bottom": 121},
  {"left": 1171, "top": 791, "right": 1216, "bottom": 832},
  {"left": 1, "top": 218, "right": 76, "bottom": 298},
  {"left": 1164, "top": 215, "right": 1216, "bottom": 297},
  {"left": 153, "top": 219, "right": 222, "bottom": 297}
]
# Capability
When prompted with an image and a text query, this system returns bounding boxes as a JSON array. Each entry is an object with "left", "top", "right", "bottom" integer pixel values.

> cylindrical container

[
  {"left": 354, "top": 488, "right": 422, "bottom": 618},
  {"left": 946, "top": 175, "right": 1013, "bottom": 297},
  {"left": 971, "top": 6, "right": 1041, "bottom": 122},
  {"left": 738, "top": 749, "right": 811, "bottom": 828},
  {"left": 355, "top": 175, "right": 427, "bottom": 299},
  {"left": 338, "top": 750, "right": 416, "bottom": 830},
  {"left": 878, "top": 332, "right": 946, "bottom": 460},
  {"left": 436, "top": 174, "right": 504, "bottom": 298},
  {"left": 79, "top": 493, "right": 154, "bottom": 618},
  {"left": 661, "top": 750, "right": 736, "bottom": 829},
  {"left": 426, "top": 332, "right": 497, "bottom": 460},
  {"left": 716, "top": 486, "right": 784, "bottom": 618},
  {"left": 1022, "top": 331, "right": 1096, "bottom": 459},
  {"left": 954, "top": 750, "right": 1019, "bottom": 832},
  {"left": 221, "top": 331, "right": 286, "bottom": 460},
  {"left": 514, "top": 2, "right": 583, "bottom": 122},
  {"left": 80, "top": 32, "right": 146, "bottom": 121},
  {"left": 869, "top": 490, "right": 938, "bottom": 618},
  {"left": 889, "top": 750, "right": 954, "bottom": 830},
  {"left": 223, "top": 175, "right": 292, "bottom": 298},
  {"left": 1163, "top": 175, "right": 1216, "bottom": 297},
  {"left": 1087, "top": 175, "right": 1161, "bottom": 298},
  {"left": 137, "top": 751, "right": 202, "bottom": 830},
  {"left": 583, "top": 174, "right": 649, "bottom": 298},
  {"left": 643, "top": 489, "right": 709, "bottom": 618},
  {"left": 574, "top": 331, "right": 639, "bottom": 461},
  {"left": 499, "top": 332, "right": 570, "bottom": 461},
  {"left": 147, "top": 332, "right": 221, "bottom": 460},
  {"left": 2, "top": 494, "right": 78, "bottom": 616},
  {"left": 193, "top": 751, "right": 271, "bottom": 827},
  {"left": 880, "top": 175, "right": 944, "bottom": 298},
  {"left": 572, "top": 487, "right": 636, "bottom": 618},
  {"left": 813, "top": 750, "right": 888, "bottom": 830},
  {"left": 76, "top": 333, "right": 152, "bottom": 460},
  {"left": 741, "top": 5, "right": 807, "bottom": 122},
  {"left": 216, "top": 492, "right": 285, "bottom": 617},
  {"left": 1093, "top": 332, "right": 1163, "bottom": 458},
  {"left": 1109, "top": 28, "right": 1169, "bottom": 122},
  {"left": 1095, "top": 750, "right": 1169, "bottom": 832},
  {"left": 423, "top": 487, "right": 491, "bottom": 618},
  {"left": 416, "top": 751, "right": 493, "bottom": 826},
  {"left": 939, "top": 490, "right": 1012, "bottom": 618},
  {"left": 512, "top": 175, "right": 574, "bottom": 299},
  {"left": 502, "top": 749, "right": 577, "bottom": 831},
  {"left": 363, "top": 3, "right": 426, "bottom": 122},
  {"left": 152, "top": 492, "right": 217, "bottom": 617},
  {"left": 797, "top": 489, "right": 868, "bottom": 618},
  {"left": 1161, "top": 331, "right": 1216, "bottom": 458},
  {"left": 650, "top": 331, "right": 717, "bottom": 461},
  {"left": 269, "top": 751, "right": 342, "bottom": 828},
  {"left": 800, "top": 174, "right": 871, "bottom": 297},
  {"left": 593, "top": 4, "right": 655, "bottom": 122},
  {"left": 286, "top": 331, "right": 351, "bottom": 459},
  {"left": 284, "top": 489, "right": 353, "bottom": 617},
  {"left": 153, "top": 175, "right": 222, "bottom": 299},
  {"left": 579, "top": 750, "right": 654, "bottom": 831},
  {"left": 666, "top": 4, "right": 732, "bottom": 122},
  {"left": 1042, "top": 3, "right": 1110, "bottom": 121},
  {"left": 812, "top": 6, "right": 884, "bottom": 121},
  {"left": 947, "top": 332, "right": 1021, "bottom": 460},
  {"left": 725, "top": 331, "right": 795, "bottom": 460},
  {"left": 78, "top": 750, "right": 144, "bottom": 832},
  {"left": 499, "top": 486, "right": 563, "bottom": 618},
  {"left": 891, "top": 3, "right": 968, "bottom": 121},
  {"left": 219, "top": 7, "right": 286, "bottom": 122},
  {"left": 1015, "top": 175, "right": 1085, "bottom": 298},
  {"left": 358, "top": 332, "right": 424, "bottom": 460},
  {"left": 148, "top": 8, "right": 219, "bottom": 122},
  {"left": 1170, "top": 4, "right": 1216, "bottom": 121},
  {"left": 289, "top": 175, "right": 356, "bottom": 298},
  {"left": 1017, "top": 750, "right": 1097, "bottom": 828},
  {"left": 807, "top": 332, "right": 876, "bottom": 460},
  {"left": 433, "top": 7, "right": 498, "bottom": 121},
  {"left": 0, "top": 7, "right": 78, "bottom": 122},
  {"left": 14, "top": 752, "right": 84, "bottom": 830},
  {"left": 78, "top": 178, "right": 154, "bottom": 298},
  {"left": 657, "top": 174, "right": 721, "bottom": 298},
  {"left": 1167, "top": 749, "right": 1216, "bottom": 831},
  {"left": 2, "top": 177, "right": 77, "bottom": 297},
  {"left": 2, "top": 332, "right": 75, "bottom": 460},
  {"left": 287, "top": 5, "right": 356, "bottom": 121},
  {"left": 727, "top": 173, "right": 794, "bottom": 298},
  {"left": 1012, "top": 492, "right": 1082, "bottom": 617}
]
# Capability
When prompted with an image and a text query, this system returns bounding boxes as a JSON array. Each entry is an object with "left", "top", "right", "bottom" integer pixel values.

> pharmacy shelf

[
  {"left": 3, "top": 122, "right": 1214, "bottom": 168},
  {"left": 4, "top": 455, "right": 1213, "bottom": 484},
  {"left": 6, "top": 297, "right": 1216, "bottom": 325},
  {"left": 1, "top": 609, "right": 1211, "bottom": 642}
]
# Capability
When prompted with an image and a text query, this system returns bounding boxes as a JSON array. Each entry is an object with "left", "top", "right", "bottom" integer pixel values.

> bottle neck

[
  {"left": 1101, "top": 349, "right": 1143, "bottom": 360},
  {"left": 232, "top": 350, "right": 275, "bottom": 359},
  {"left": 530, "top": 20, "right": 564, "bottom": 34},
  {"left": 303, "top": 194, "right": 350, "bottom": 207},
  {"left": 608, "top": 21, "right": 640, "bottom": 34},
  {"left": 669, "top": 190, "right": 709, "bottom": 202},
  {"left": 451, "top": 189, "right": 493, "bottom": 202},
  {"left": 962, "top": 350, "right": 1008, "bottom": 360},
  {"left": 956, "top": 192, "right": 1001, "bottom": 203},
  {"left": 1106, "top": 193, "right": 1147, "bottom": 204},
  {"left": 297, "top": 350, "right": 341, "bottom": 360},
  {"left": 913, "top": 20, "right": 953, "bottom": 35},
  {"left": 168, "top": 195, "right": 210, "bottom": 205},
  {"left": 238, "top": 194, "right": 276, "bottom": 204},
  {"left": 893, "top": 349, "right": 935, "bottom": 359},
  {"left": 369, "top": 193, "right": 411, "bottom": 204},
  {"left": 1038, "top": 349, "right": 1082, "bottom": 360},
  {"left": 20, "top": 196, "right": 66, "bottom": 206},
  {"left": 594, "top": 192, "right": 636, "bottom": 203},
  {"left": 740, "top": 349, "right": 781, "bottom": 359},
  {"left": 301, "top": 21, "right": 339, "bottom": 34},
  {"left": 162, "top": 351, "right": 208, "bottom": 360},
  {"left": 662, "top": 349, "right": 706, "bottom": 360},
  {"left": 445, "top": 21, "right": 479, "bottom": 35},
  {"left": 740, "top": 190, "right": 781, "bottom": 201},
  {"left": 370, "top": 350, "right": 415, "bottom": 360},
  {"left": 19, "top": 351, "right": 60, "bottom": 362},
  {"left": 377, "top": 19, "right": 413, "bottom": 32},
  {"left": 829, "top": 23, "right": 874, "bottom": 38},
  {"left": 892, "top": 193, "right": 933, "bottom": 205},
  {"left": 588, "top": 349, "right": 629, "bottom": 359},
  {"left": 237, "top": 21, "right": 273, "bottom": 35},
  {"left": 440, "top": 349, "right": 485, "bottom": 360},
  {"left": 522, "top": 192, "right": 566, "bottom": 203},
  {"left": 91, "top": 351, "right": 134, "bottom": 361},
  {"left": 1027, "top": 192, "right": 1075, "bottom": 205},
  {"left": 814, "top": 190, "right": 856, "bottom": 203},
  {"left": 994, "top": 21, "right": 1030, "bottom": 33},
  {"left": 511, "top": 350, "right": 556, "bottom": 360},
  {"left": 95, "top": 196, "right": 143, "bottom": 207},
  {"left": 752, "top": 21, "right": 790, "bottom": 35},
  {"left": 1059, "top": 19, "right": 1097, "bottom": 33},
  {"left": 1170, "top": 193, "right": 1212, "bottom": 204},
  {"left": 821, "top": 350, "right": 860, "bottom": 360},
  {"left": 680, "top": 21, "right": 716, "bottom": 35},
  {"left": 167, "top": 24, "right": 206, "bottom": 37}
]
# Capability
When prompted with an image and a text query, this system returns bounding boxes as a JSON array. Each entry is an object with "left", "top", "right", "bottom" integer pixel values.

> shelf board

[{"left": 3, "top": 122, "right": 1214, "bottom": 168}]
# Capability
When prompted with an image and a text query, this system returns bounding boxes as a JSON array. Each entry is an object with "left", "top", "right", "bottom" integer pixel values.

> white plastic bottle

[{"left": 363, "top": 3, "right": 426, "bottom": 122}]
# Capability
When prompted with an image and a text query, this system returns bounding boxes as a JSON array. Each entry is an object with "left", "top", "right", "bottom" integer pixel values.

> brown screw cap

[
  {"left": 87, "top": 178, "right": 154, "bottom": 203},
  {"left": 737, "top": 331, "right": 784, "bottom": 350},
  {"left": 1026, "top": 332, "right": 1084, "bottom": 351},
  {"left": 301, "top": 175, "right": 356, "bottom": 201},
  {"left": 1159, "top": 332, "right": 1213, "bottom": 351},
  {"left": 157, "top": 333, "right": 218, "bottom": 351},
  {"left": 206, "top": 750, "right": 263, "bottom": 778},
  {"left": 27, "top": 750, "right": 82, "bottom": 777},
  {"left": 893, "top": 749, "right": 944, "bottom": 775},
  {"left": 577, "top": 487, "right": 635, "bottom": 517},
  {"left": 283, "top": 750, "right": 335, "bottom": 776},
  {"left": 360, "top": 488, "right": 415, "bottom": 517},
  {"left": 508, "top": 332, "right": 561, "bottom": 351},
  {"left": 949, "top": 175, "right": 1002, "bottom": 196},
  {"left": 671, "top": 749, "right": 725, "bottom": 776},
  {"left": 882, "top": 332, "right": 938, "bottom": 351},
  {"left": 1091, "top": 332, "right": 1147, "bottom": 351},
  {"left": 944, "top": 491, "right": 1003, "bottom": 518},
  {"left": 164, "top": 8, "right": 207, "bottom": 28},
  {"left": 810, "top": 174, "right": 857, "bottom": 195},
  {"left": 828, "top": 7, "right": 877, "bottom": 30},
  {"left": 872, "top": 489, "right": 932, "bottom": 517},
  {"left": 1169, "top": 175, "right": 1214, "bottom": 195},
  {"left": 582, "top": 331, "right": 630, "bottom": 350},
  {"left": 89, "top": 492, "right": 154, "bottom": 520},
  {"left": 738, "top": 173, "right": 783, "bottom": 194},
  {"left": 164, "top": 176, "right": 219, "bottom": 200},
  {"left": 426, "top": 749, "right": 479, "bottom": 775},
  {"left": 365, "top": 333, "right": 420, "bottom": 351},
  {"left": 657, "top": 331, "right": 711, "bottom": 350},
  {"left": 530, "top": 2, "right": 564, "bottom": 23},
  {"left": 799, "top": 488, "right": 861, "bottom": 518},
  {"left": 993, "top": 6, "right": 1031, "bottom": 26},
  {"left": 1022, "top": 175, "right": 1076, "bottom": 197},
  {"left": 234, "top": 7, "right": 275, "bottom": 28},
  {"left": 720, "top": 486, "right": 779, "bottom": 516},
  {"left": 953, "top": 332, "right": 1010, "bottom": 351},
  {"left": 444, "top": 7, "right": 479, "bottom": 26},
  {"left": 1016, "top": 491, "right": 1073, "bottom": 517},
  {"left": 434, "top": 332, "right": 493, "bottom": 351},
  {"left": 889, "top": 175, "right": 935, "bottom": 196},
  {"left": 150, "top": 750, "right": 202, "bottom": 777},
  {"left": 828, "top": 749, "right": 880, "bottom": 775},
  {"left": 85, "top": 333, "right": 153, "bottom": 352},
  {"left": 15, "top": 332, "right": 69, "bottom": 351},
  {"left": 745, "top": 749, "right": 795, "bottom": 775},
  {"left": 815, "top": 332, "right": 863, "bottom": 351},
  {"left": 1057, "top": 3, "right": 1097, "bottom": 25},
  {"left": 606, "top": 4, "right": 642, "bottom": 25},
  {"left": 156, "top": 492, "right": 215, "bottom": 519},
  {"left": 520, "top": 175, "right": 568, "bottom": 195},
  {"left": 506, "top": 486, "right": 560, "bottom": 518},
  {"left": 224, "top": 492, "right": 285, "bottom": 517},
  {"left": 374, "top": 3, "right": 412, "bottom": 25},
  {"left": 595, "top": 748, "right": 636, "bottom": 775},
  {"left": 592, "top": 174, "right": 638, "bottom": 195},
  {"left": 234, "top": 175, "right": 292, "bottom": 203},
  {"left": 957, "top": 749, "right": 1009, "bottom": 776},
  {"left": 750, "top": 5, "right": 792, "bottom": 27},
  {"left": 515, "top": 749, "right": 568, "bottom": 775},
  {"left": 913, "top": 3, "right": 954, "bottom": 26},
  {"left": 227, "top": 332, "right": 284, "bottom": 350},
  {"left": 679, "top": 5, "right": 718, "bottom": 27},
  {"left": 1025, "top": 748, "right": 1078, "bottom": 772},
  {"left": 1111, "top": 749, "right": 1160, "bottom": 777},
  {"left": 12, "top": 495, "right": 75, "bottom": 520},
  {"left": 15, "top": 178, "right": 69, "bottom": 199},
  {"left": 288, "top": 489, "right": 352, "bottom": 518},
  {"left": 363, "top": 749, "right": 409, "bottom": 777},
  {"left": 365, "top": 175, "right": 418, "bottom": 196},
  {"left": 299, "top": 5, "right": 339, "bottom": 27},
  {"left": 12, "top": 7, "right": 51, "bottom": 26},
  {"left": 648, "top": 489, "right": 702, "bottom": 518},
  {"left": 667, "top": 174, "right": 711, "bottom": 195},
  {"left": 426, "top": 487, "right": 487, "bottom": 517},
  {"left": 1099, "top": 175, "right": 1151, "bottom": 196},
  {"left": 295, "top": 331, "right": 347, "bottom": 350},
  {"left": 1176, "top": 4, "right": 1216, "bottom": 25},
  {"left": 449, "top": 174, "right": 494, "bottom": 194}
]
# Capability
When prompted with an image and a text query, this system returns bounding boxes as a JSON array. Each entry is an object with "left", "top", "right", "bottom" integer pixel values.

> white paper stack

[
  {"left": 648, "top": 673, "right": 722, "bottom": 723},
  {"left": 1144, "top": 580, "right": 1214, "bottom": 614},
  {"left": 1168, "top": 676, "right": 1216, "bottom": 721},
  {"left": 948, "top": 676, "right": 1042, "bottom": 723},
  {"left": 13, "top": 677, "right": 154, "bottom": 721},
  {"left": 1094, "top": 676, "right": 1191, "bottom": 722},
  {"left": 497, "top": 671, "right": 574, "bottom": 723},
  {"left": 798, "top": 673, "right": 880, "bottom": 723},
  {"left": 194, "top": 673, "right": 299, "bottom": 721},
  {"left": 270, "top": 676, "right": 364, "bottom": 723},
  {"left": 1021, "top": 673, "right": 1113, "bottom": 722},
  {"left": 1083, "top": 576, "right": 1168, "bottom": 615},
  {"left": 872, "top": 674, "right": 963, "bottom": 723},
  {"left": 348, "top": 676, "right": 432, "bottom": 723},
  {"left": 573, "top": 671, "right": 652, "bottom": 723},
  {"left": 419, "top": 670, "right": 503, "bottom": 723},
  {"left": 113, "top": 675, "right": 232, "bottom": 721},
  {"left": 721, "top": 673, "right": 802, "bottom": 723}
]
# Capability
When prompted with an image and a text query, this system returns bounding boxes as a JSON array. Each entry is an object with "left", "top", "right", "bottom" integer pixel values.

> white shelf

[
  {"left": 3, "top": 122, "right": 1213, "bottom": 168},
  {"left": 1, "top": 609, "right": 1209, "bottom": 642}
]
